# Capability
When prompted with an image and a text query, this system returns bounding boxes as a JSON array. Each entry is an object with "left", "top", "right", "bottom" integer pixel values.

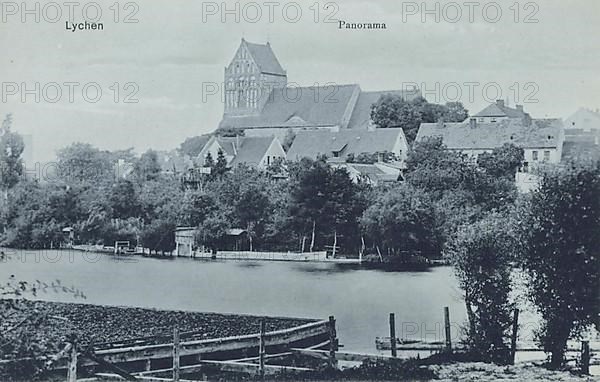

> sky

[{"left": 1, "top": 0, "right": 599, "bottom": 163}]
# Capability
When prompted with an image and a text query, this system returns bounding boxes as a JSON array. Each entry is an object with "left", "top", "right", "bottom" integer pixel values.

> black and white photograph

[{"left": 1, "top": 0, "right": 599, "bottom": 381}]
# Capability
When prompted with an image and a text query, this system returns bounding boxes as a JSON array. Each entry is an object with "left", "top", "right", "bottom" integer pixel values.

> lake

[
  {"left": 1, "top": 249, "right": 466, "bottom": 353},
  {"left": 0, "top": 249, "right": 530, "bottom": 355}
]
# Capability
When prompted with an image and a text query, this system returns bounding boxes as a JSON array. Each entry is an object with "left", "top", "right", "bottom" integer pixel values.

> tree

[
  {"left": 478, "top": 144, "right": 524, "bottom": 179},
  {"left": 139, "top": 218, "right": 176, "bottom": 254},
  {"left": 204, "top": 152, "right": 215, "bottom": 167},
  {"left": 371, "top": 96, "right": 468, "bottom": 143},
  {"left": 0, "top": 114, "right": 25, "bottom": 192},
  {"left": 443, "top": 101, "right": 469, "bottom": 122},
  {"left": 195, "top": 213, "right": 230, "bottom": 253},
  {"left": 235, "top": 185, "right": 270, "bottom": 251},
  {"left": 109, "top": 179, "right": 140, "bottom": 219},
  {"left": 133, "top": 150, "right": 162, "bottom": 182},
  {"left": 371, "top": 94, "right": 423, "bottom": 142},
  {"left": 182, "top": 190, "right": 217, "bottom": 227},
  {"left": 282, "top": 130, "right": 296, "bottom": 152},
  {"left": 447, "top": 213, "right": 516, "bottom": 364},
  {"left": 360, "top": 183, "right": 441, "bottom": 258},
  {"left": 518, "top": 161, "right": 600, "bottom": 368},
  {"left": 286, "top": 158, "right": 366, "bottom": 253},
  {"left": 56, "top": 143, "right": 114, "bottom": 185},
  {"left": 405, "top": 137, "right": 473, "bottom": 194},
  {"left": 212, "top": 149, "right": 228, "bottom": 177}
]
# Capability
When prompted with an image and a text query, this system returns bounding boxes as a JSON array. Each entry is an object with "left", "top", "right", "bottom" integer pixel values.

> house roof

[
  {"left": 474, "top": 102, "right": 529, "bottom": 119},
  {"left": 416, "top": 118, "right": 564, "bottom": 150},
  {"left": 219, "top": 84, "right": 361, "bottom": 130},
  {"left": 229, "top": 136, "right": 277, "bottom": 167},
  {"left": 347, "top": 89, "right": 422, "bottom": 129},
  {"left": 287, "top": 128, "right": 405, "bottom": 161},
  {"left": 245, "top": 40, "right": 286, "bottom": 76}
]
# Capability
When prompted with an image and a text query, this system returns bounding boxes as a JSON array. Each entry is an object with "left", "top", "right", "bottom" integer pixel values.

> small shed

[
  {"left": 62, "top": 227, "right": 75, "bottom": 244},
  {"left": 224, "top": 228, "right": 248, "bottom": 251},
  {"left": 174, "top": 227, "right": 195, "bottom": 256}
]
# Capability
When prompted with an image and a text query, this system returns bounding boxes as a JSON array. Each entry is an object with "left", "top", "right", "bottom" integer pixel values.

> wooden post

[
  {"left": 510, "top": 308, "right": 520, "bottom": 365},
  {"left": 67, "top": 340, "right": 77, "bottom": 382},
  {"left": 444, "top": 307, "right": 452, "bottom": 352},
  {"left": 328, "top": 315, "right": 337, "bottom": 369},
  {"left": 310, "top": 220, "right": 316, "bottom": 252},
  {"left": 259, "top": 319, "right": 266, "bottom": 380},
  {"left": 173, "top": 327, "right": 180, "bottom": 382},
  {"left": 581, "top": 341, "right": 590, "bottom": 375},
  {"left": 332, "top": 231, "right": 337, "bottom": 258},
  {"left": 389, "top": 313, "right": 397, "bottom": 358}
]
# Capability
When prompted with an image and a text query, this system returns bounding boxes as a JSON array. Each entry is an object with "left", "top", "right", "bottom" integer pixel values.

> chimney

[
  {"left": 516, "top": 104, "right": 523, "bottom": 112},
  {"left": 496, "top": 99, "right": 505, "bottom": 108},
  {"left": 469, "top": 118, "right": 477, "bottom": 129}
]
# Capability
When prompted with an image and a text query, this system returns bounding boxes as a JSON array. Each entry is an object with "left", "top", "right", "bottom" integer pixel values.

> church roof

[
  {"left": 245, "top": 40, "right": 286, "bottom": 76},
  {"left": 287, "top": 128, "right": 405, "bottom": 161},
  {"left": 347, "top": 89, "right": 422, "bottom": 129},
  {"left": 219, "top": 84, "right": 361, "bottom": 130},
  {"left": 416, "top": 118, "right": 563, "bottom": 150}
]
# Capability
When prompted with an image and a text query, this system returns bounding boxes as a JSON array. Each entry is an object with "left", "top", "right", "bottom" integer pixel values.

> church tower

[{"left": 224, "top": 38, "right": 287, "bottom": 116}]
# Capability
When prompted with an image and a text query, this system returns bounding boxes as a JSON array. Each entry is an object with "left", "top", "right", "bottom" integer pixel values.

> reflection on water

[{"left": 1, "top": 249, "right": 467, "bottom": 353}]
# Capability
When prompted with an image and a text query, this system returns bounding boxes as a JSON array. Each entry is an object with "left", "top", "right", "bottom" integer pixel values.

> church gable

[{"left": 224, "top": 39, "right": 287, "bottom": 115}]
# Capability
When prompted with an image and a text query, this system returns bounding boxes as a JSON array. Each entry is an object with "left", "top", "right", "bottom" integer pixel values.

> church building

[{"left": 218, "top": 38, "right": 421, "bottom": 142}]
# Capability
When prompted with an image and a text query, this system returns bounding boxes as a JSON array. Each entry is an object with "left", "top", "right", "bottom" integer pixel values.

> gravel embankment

[{"left": 1, "top": 300, "right": 315, "bottom": 349}]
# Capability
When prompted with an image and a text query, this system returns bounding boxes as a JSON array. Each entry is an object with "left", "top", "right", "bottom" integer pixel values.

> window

[
  {"left": 544, "top": 150, "right": 550, "bottom": 161},
  {"left": 491, "top": 118, "right": 497, "bottom": 123},
  {"left": 532, "top": 151, "right": 538, "bottom": 161}
]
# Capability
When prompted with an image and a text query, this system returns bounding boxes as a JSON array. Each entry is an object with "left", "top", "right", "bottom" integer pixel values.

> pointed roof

[
  {"left": 244, "top": 40, "right": 286, "bottom": 76},
  {"left": 229, "top": 136, "right": 279, "bottom": 167}
]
